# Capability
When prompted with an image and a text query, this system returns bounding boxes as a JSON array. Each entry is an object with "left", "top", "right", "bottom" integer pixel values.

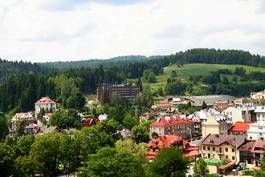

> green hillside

[{"left": 143, "top": 63, "right": 265, "bottom": 94}]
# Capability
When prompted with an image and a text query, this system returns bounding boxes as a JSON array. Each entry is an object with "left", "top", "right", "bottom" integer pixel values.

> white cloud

[{"left": 0, "top": 0, "right": 265, "bottom": 62}]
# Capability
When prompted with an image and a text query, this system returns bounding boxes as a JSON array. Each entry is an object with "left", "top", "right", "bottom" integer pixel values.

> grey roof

[{"left": 183, "top": 95, "right": 235, "bottom": 107}]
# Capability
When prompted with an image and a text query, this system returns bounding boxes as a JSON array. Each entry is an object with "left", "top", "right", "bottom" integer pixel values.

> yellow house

[
  {"left": 251, "top": 91, "right": 265, "bottom": 104},
  {"left": 199, "top": 134, "right": 246, "bottom": 174},
  {"left": 201, "top": 116, "right": 230, "bottom": 138}
]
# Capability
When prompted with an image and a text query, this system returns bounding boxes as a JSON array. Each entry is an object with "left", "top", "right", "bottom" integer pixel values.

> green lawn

[{"left": 143, "top": 63, "right": 265, "bottom": 92}]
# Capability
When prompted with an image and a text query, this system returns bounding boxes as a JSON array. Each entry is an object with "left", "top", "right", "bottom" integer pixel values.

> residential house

[
  {"left": 255, "top": 106, "right": 265, "bottom": 122},
  {"left": 239, "top": 141, "right": 265, "bottom": 167},
  {"left": 247, "top": 121, "right": 265, "bottom": 140},
  {"left": 201, "top": 116, "right": 230, "bottom": 138},
  {"left": 228, "top": 122, "right": 253, "bottom": 135},
  {"left": 35, "top": 97, "right": 57, "bottom": 115},
  {"left": 190, "top": 108, "right": 228, "bottom": 136},
  {"left": 150, "top": 116, "right": 194, "bottom": 139},
  {"left": 11, "top": 112, "right": 35, "bottom": 131},
  {"left": 213, "top": 100, "right": 233, "bottom": 112},
  {"left": 222, "top": 106, "right": 244, "bottom": 123},
  {"left": 200, "top": 134, "right": 246, "bottom": 174},
  {"left": 200, "top": 133, "right": 246, "bottom": 163},
  {"left": 251, "top": 90, "right": 265, "bottom": 103},
  {"left": 146, "top": 135, "right": 198, "bottom": 161},
  {"left": 233, "top": 97, "right": 253, "bottom": 106}
]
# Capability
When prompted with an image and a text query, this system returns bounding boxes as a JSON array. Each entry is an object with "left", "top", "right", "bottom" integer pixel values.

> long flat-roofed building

[{"left": 97, "top": 83, "right": 139, "bottom": 103}]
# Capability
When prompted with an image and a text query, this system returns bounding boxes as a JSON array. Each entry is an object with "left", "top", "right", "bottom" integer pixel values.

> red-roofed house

[
  {"left": 150, "top": 116, "right": 194, "bottom": 139},
  {"left": 146, "top": 135, "right": 198, "bottom": 160},
  {"left": 229, "top": 122, "right": 253, "bottom": 135},
  {"left": 81, "top": 117, "right": 99, "bottom": 127},
  {"left": 35, "top": 97, "right": 57, "bottom": 114}
]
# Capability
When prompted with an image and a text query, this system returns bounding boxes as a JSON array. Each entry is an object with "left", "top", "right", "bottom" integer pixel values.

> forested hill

[
  {"left": 38, "top": 49, "right": 265, "bottom": 70},
  {"left": 0, "top": 59, "right": 54, "bottom": 84},
  {"left": 1, "top": 48, "right": 265, "bottom": 113},
  {"left": 173, "top": 48, "right": 265, "bottom": 66},
  {"left": 38, "top": 55, "right": 162, "bottom": 70}
]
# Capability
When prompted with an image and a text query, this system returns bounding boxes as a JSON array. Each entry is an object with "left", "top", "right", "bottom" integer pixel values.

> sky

[{"left": 0, "top": 0, "right": 265, "bottom": 62}]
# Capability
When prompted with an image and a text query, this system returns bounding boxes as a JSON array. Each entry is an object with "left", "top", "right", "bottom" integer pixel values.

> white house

[
  {"left": 35, "top": 97, "right": 57, "bottom": 115},
  {"left": 192, "top": 108, "right": 228, "bottom": 122},
  {"left": 222, "top": 106, "right": 244, "bottom": 123},
  {"left": 255, "top": 106, "right": 265, "bottom": 122},
  {"left": 247, "top": 121, "right": 265, "bottom": 140},
  {"left": 251, "top": 90, "right": 265, "bottom": 100},
  {"left": 247, "top": 106, "right": 265, "bottom": 140}
]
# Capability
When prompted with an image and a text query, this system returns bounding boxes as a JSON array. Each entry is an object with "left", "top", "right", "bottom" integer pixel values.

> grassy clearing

[{"left": 144, "top": 63, "right": 265, "bottom": 92}]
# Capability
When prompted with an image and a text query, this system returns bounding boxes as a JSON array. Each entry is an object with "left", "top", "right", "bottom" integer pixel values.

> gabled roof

[
  {"left": 230, "top": 122, "right": 253, "bottom": 133},
  {"left": 239, "top": 141, "right": 255, "bottom": 151},
  {"left": 36, "top": 97, "right": 56, "bottom": 104},
  {"left": 201, "top": 133, "right": 246, "bottom": 148},
  {"left": 252, "top": 141, "right": 265, "bottom": 153},
  {"left": 151, "top": 116, "right": 192, "bottom": 127}
]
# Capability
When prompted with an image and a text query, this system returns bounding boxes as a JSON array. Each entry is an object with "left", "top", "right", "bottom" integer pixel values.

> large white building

[
  {"left": 255, "top": 106, "right": 265, "bottom": 122},
  {"left": 247, "top": 121, "right": 265, "bottom": 140},
  {"left": 35, "top": 97, "right": 57, "bottom": 114},
  {"left": 222, "top": 105, "right": 257, "bottom": 123},
  {"left": 222, "top": 106, "right": 244, "bottom": 123},
  {"left": 247, "top": 106, "right": 265, "bottom": 140}
]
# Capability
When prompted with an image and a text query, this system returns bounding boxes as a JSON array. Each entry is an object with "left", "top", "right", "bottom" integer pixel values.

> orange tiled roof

[
  {"left": 230, "top": 122, "right": 253, "bottom": 133},
  {"left": 36, "top": 97, "right": 56, "bottom": 104}
]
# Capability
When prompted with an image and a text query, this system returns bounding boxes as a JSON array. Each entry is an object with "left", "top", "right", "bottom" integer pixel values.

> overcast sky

[{"left": 0, "top": 0, "right": 265, "bottom": 62}]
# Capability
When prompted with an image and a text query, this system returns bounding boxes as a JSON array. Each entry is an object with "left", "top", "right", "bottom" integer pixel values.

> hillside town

[{"left": 9, "top": 83, "right": 265, "bottom": 176}]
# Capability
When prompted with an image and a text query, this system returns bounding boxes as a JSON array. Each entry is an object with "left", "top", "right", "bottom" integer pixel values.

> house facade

[
  {"left": 222, "top": 106, "right": 244, "bottom": 123},
  {"left": 11, "top": 112, "right": 35, "bottom": 131},
  {"left": 251, "top": 90, "right": 265, "bottom": 101},
  {"left": 200, "top": 134, "right": 246, "bottom": 164},
  {"left": 247, "top": 121, "right": 265, "bottom": 140},
  {"left": 150, "top": 116, "right": 194, "bottom": 139},
  {"left": 201, "top": 115, "right": 230, "bottom": 138},
  {"left": 239, "top": 141, "right": 265, "bottom": 167},
  {"left": 255, "top": 106, "right": 265, "bottom": 122},
  {"left": 35, "top": 97, "right": 57, "bottom": 114}
]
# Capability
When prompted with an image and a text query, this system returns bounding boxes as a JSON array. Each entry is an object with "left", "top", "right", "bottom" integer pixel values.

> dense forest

[
  {"left": 39, "top": 48, "right": 265, "bottom": 70},
  {"left": 0, "top": 48, "right": 265, "bottom": 113},
  {"left": 39, "top": 55, "right": 162, "bottom": 70},
  {"left": 0, "top": 59, "right": 54, "bottom": 84}
]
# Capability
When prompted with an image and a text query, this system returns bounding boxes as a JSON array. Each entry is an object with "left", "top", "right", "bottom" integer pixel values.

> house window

[
  {"left": 225, "top": 148, "right": 228, "bottom": 152},
  {"left": 226, "top": 155, "right": 228, "bottom": 159},
  {"left": 208, "top": 154, "right": 211, "bottom": 158},
  {"left": 232, "top": 149, "right": 235, "bottom": 152},
  {"left": 203, "top": 147, "right": 205, "bottom": 150},
  {"left": 213, "top": 147, "right": 215, "bottom": 151},
  {"left": 208, "top": 147, "right": 210, "bottom": 151},
  {"left": 232, "top": 156, "right": 235, "bottom": 160},
  {"left": 219, "top": 148, "right": 222, "bottom": 153}
]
